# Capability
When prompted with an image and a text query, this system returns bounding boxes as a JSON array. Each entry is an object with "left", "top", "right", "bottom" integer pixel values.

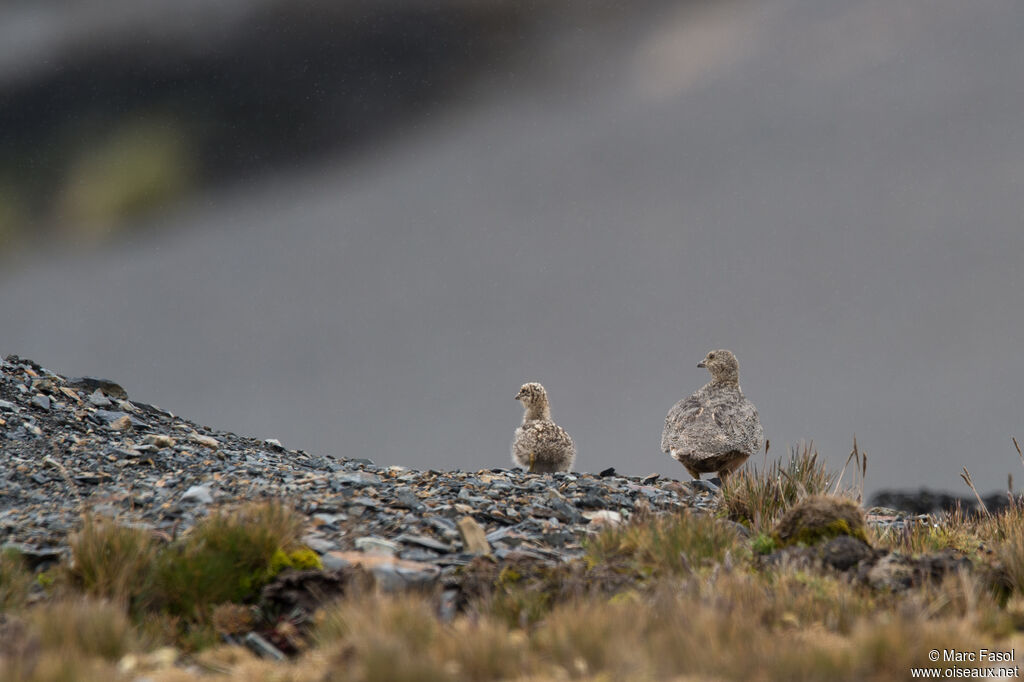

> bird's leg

[{"left": 528, "top": 452, "right": 536, "bottom": 473}]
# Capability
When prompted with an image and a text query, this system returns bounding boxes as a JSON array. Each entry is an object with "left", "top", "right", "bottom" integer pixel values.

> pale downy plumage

[
  {"left": 661, "top": 349, "right": 764, "bottom": 483},
  {"left": 512, "top": 382, "right": 576, "bottom": 473}
]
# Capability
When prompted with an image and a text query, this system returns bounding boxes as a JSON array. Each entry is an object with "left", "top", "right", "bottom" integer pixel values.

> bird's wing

[
  {"left": 708, "top": 395, "right": 764, "bottom": 455},
  {"left": 661, "top": 393, "right": 706, "bottom": 453},
  {"left": 537, "top": 421, "right": 575, "bottom": 453},
  {"left": 517, "top": 420, "right": 574, "bottom": 454}
]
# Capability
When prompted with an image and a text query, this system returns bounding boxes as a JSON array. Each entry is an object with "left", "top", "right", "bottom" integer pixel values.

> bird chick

[
  {"left": 661, "top": 349, "right": 764, "bottom": 484},
  {"left": 512, "top": 382, "right": 576, "bottom": 473}
]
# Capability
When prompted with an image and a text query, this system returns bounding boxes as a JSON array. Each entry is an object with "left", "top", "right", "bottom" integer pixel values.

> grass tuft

[
  {"left": 721, "top": 441, "right": 835, "bottom": 534},
  {"left": 30, "top": 597, "right": 140, "bottom": 662},
  {"left": 154, "top": 501, "right": 307, "bottom": 621},
  {"left": 67, "top": 515, "right": 158, "bottom": 607},
  {"left": 0, "top": 548, "right": 34, "bottom": 611},
  {"left": 585, "top": 509, "right": 743, "bottom": 578}
]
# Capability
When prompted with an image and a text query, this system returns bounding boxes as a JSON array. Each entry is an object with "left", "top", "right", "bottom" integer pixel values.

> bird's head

[
  {"left": 698, "top": 349, "right": 739, "bottom": 383},
  {"left": 516, "top": 382, "right": 548, "bottom": 407}
]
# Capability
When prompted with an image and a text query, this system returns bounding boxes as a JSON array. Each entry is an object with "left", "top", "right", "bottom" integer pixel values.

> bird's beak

[{"left": 697, "top": 361, "right": 706, "bottom": 368}]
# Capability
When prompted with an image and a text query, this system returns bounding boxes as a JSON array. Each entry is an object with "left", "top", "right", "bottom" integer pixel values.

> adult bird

[{"left": 661, "top": 349, "right": 763, "bottom": 484}]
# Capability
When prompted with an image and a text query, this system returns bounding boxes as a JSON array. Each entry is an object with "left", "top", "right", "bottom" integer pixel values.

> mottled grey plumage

[
  {"left": 512, "top": 382, "right": 576, "bottom": 473},
  {"left": 661, "top": 349, "right": 763, "bottom": 482}
]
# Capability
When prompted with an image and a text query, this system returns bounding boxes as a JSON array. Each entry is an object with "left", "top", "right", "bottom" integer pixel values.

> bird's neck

[
  {"left": 523, "top": 403, "right": 551, "bottom": 422},
  {"left": 708, "top": 374, "right": 740, "bottom": 389}
]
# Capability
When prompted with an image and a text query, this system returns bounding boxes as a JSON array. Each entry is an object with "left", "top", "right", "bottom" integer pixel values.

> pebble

[
  {"left": 457, "top": 516, "right": 491, "bottom": 555},
  {"left": 354, "top": 536, "right": 401, "bottom": 556},
  {"left": 88, "top": 390, "right": 112, "bottom": 407},
  {"left": 181, "top": 485, "right": 214, "bottom": 505}
]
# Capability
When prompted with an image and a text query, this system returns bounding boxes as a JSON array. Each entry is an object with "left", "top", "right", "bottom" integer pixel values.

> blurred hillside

[
  {"left": 1, "top": 0, "right": 1022, "bottom": 495},
  {"left": 0, "top": 0, "right": 615, "bottom": 249}
]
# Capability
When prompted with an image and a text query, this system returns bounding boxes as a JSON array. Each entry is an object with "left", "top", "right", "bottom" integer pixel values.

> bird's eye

[{"left": 708, "top": 353, "right": 716, "bottom": 359}]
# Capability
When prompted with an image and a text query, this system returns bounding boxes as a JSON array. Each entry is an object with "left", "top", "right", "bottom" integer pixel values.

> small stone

[
  {"left": 30, "top": 395, "right": 50, "bottom": 411},
  {"left": 144, "top": 434, "right": 176, "bottom": 448},
  {"left": 88, "top": 390, "right": 112, "bottom": 407},
  {"left": 400, "top": 548, "right": 441, "bottom": 562},
  {"left": 687, "top": 479, "right": 719, "bottom": 493},
  {"left": 191, "top": 433, "right": 220, "bottom": 448},
  {"left": 181, "top": 485, "right": 214, "bottom": 504},
  {"left": 244, "top": 632, "right": 286, "bottom": 661},
  {"left": 396, "top": 533, "right": 452, "bottom": 553},
  {"left": 91, "top": 410, "right": 147, "bottom": 429},
  {"left": 302, "top": 536, "right": 338, "bottom": 554},
  {"left": 394, "top": 487, "right": 425, "bottom": 511},
  {"left": 312, "top": 513, "right": 346, "bottom": 529},
  {"left": 323, "top": 552, "right": 439, "bottom": 592},
  {"left": 582, "top": 510, "right": 622, "bottom": 528},
  {"left": 457, "top": 516, "right": 491, "bottom": 555},
  {"left": 336, "top": 472, "right": 382, "bottom": 487},
  {"left": 355, "top": 536, "right": 401, "bottom": 556},
  {"left": 118, "top": 647, "right": 177, "bottom": 674},
  {"left": 264, "top": 438, "right": 284, "bottom": 450},
  {"left": 108, "top": 415, "right": 132, "bottom": 431},
  {"left": 0, "top": 400, "right": 17, "bottom": 412},
  {"left": 599, "top": 467, "right": 617, "bottom": 477}
]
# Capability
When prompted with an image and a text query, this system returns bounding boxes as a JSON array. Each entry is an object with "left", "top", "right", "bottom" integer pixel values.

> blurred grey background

[{"left": 0, "top": 0, "right": 1021, "bottom": 497}]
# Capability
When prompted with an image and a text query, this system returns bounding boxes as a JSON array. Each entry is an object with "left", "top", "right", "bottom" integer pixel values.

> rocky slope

[{"left": 0, "top": 354, "right": 716, "bottom": 586}]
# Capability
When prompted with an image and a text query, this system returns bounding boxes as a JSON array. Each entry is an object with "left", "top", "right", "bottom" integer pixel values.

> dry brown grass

[
  {"left": 67, "top": 514, "right": 158, "bottom": 606},
  {"left": 721, "top": 441, "right": 836, "bottom": 534},
  {"left": 6, "top": 477, "right": 1024, "bottom": 682},
  {"left": 870, "top": 508, "right": 983, "bottom": 557},
  {"left": 292, "top": 563, "right": 1010, "bottom": 682},
  {"left": 976, "top": 502, "right": 1024, "bottom": 594},
  {"left": 0, "top": 548, "right": 34, "bottom": 611},
  {"left": 585, "top": 509, "right": 744, "bottom": 578}
]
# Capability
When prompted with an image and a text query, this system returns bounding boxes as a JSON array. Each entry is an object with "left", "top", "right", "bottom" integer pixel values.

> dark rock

[
  {"left": 599, "top": 467, "right": 617, "bottom": 477},
  {"left": 919, "top": 549, "right": 973, "bottom": 581},
  {"left": 30, "top": 395, "right": 50, "bottom": 411},
  {"left": 87, "top": 390, "right": 112, "bottom": 407},
  {"left": 865, "top": 552, "right": 916, "bottom": 591},
  {"left": 819, "top": 535, "right": 874, "bottom": 571},
  {"left": 66, "top": 377, "right": 128, "bottom": 399},
  {"left": 396, "top": 533, "right": 451, "bottom": 553},
  {"left": 1, "top": 543, "right": 64, "bottom": 570},
  {"left": 394, "top": 487, "right": 425, "bottom": 511},
  {"left": 259, "top": 568, "right": 358, "bottom": 620},
  {"left": 718, "top": 519, "right": 751, "bottom": 539},
  {"left": 687, "top": 479, "right": 719, "bottom": 493},
  {"left": 89, "top": 410, "right": 148, "bottom": 428},
  {"left": 871, "top": 488, "right": 1016, "bottom": 515}
]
